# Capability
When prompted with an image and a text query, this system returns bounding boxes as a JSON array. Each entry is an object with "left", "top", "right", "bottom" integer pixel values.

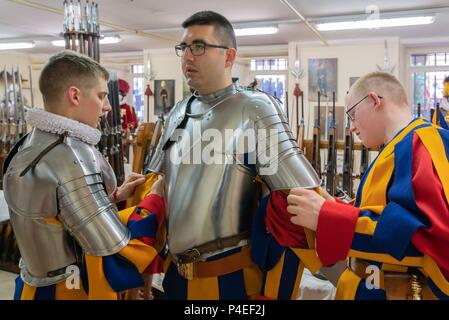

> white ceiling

[{"left": 1, "top": 0, "right": 449, "bottom": 56}]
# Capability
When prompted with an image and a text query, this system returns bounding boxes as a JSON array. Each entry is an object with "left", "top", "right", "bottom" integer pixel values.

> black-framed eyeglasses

[
  {"left": 175, "top": 41, "right": 229, "bottom": 57},
  {"left": 346, "top": 94, "right": 383, "bottom": 122}
]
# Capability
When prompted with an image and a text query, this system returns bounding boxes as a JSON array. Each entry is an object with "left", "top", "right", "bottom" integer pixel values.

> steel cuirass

[
  {"left": 3, "top": 109, "right": 130, "bottom": 287},
  {"left": 146, "top": 83, "right": 320, "bottom": 257}
]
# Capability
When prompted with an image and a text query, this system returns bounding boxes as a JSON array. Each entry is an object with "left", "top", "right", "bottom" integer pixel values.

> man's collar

[{"left": 25, "top": 108, "right": 101, "bottom": 145}]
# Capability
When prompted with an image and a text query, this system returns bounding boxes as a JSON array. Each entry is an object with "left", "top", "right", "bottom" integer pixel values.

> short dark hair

[
  {"left": 445, "top": 76, "right": 449, "bottom": 83},
  {"left": 182, "top": 11, "right": 237, "bottom": 49},
  {"left": 39, "top": 50, "right": 109, "bottom": 106}
]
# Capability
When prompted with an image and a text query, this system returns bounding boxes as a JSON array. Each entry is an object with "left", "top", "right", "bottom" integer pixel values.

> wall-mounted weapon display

[
  {"left": 63, "top": 0, "right": 100, "bottom": 62},
  {"left": 1, "top": 66, "right": 32, "bottom": 189},
  {"left": 0, "top": 66, "right": 32, "bottom": 273}
]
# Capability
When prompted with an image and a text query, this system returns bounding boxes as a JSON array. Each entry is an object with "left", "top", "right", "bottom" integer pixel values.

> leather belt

[
  {"left": 349, "top": 258, "right": 438, "bottom": 300},
  {"left": 175, "top": 231, "right": 250, "bottom": 264},
  {"left": 176, "top": 245, "right": 254, "bottom": 280}
]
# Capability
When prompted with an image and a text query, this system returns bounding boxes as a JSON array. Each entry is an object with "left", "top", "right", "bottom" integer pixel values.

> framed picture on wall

[
  {"left": 308, "top": 58, "right": 338, "bottom": 101},
  {"left": 154, "top": 79, "right": 175, "bottom": 115}
]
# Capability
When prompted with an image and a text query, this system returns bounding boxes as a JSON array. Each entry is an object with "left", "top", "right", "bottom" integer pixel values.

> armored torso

[
  {"left": 147, "top": 83, "right": 320, "bottom": 257},
  {"left": 3, "top": 109, "right": 129, "bottom": 287}
]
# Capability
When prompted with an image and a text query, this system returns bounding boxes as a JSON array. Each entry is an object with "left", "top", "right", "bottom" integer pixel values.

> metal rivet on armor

[{"left": 74, "top": 161, "right": 77, "bottom": 164}]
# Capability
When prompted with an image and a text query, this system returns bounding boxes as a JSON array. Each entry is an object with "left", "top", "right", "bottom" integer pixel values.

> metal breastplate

[
  {"left": 163, "top": 87, "right": 261, "bottom": 255},
  {"left": 160, "top": 84, "right": 320, "bottom": 256},
  {"left": 3, "top": 129, "right": 119, "bottom": 287}
]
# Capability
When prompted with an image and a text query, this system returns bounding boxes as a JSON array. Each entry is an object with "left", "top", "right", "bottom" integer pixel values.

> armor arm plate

[
  {"left": 246, "top": 92, "right": 321, "bottom": 191},
  {"left": 57, "top": 172, "right": 130, "bottom": 256}
]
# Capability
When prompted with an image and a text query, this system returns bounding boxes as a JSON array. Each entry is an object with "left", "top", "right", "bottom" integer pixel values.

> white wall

[
  {"left": 287, "top": 39, "right": 401, "bottom": 140},
  {"left": 143, "top": 49, "right": 183, "bottom": 123}
]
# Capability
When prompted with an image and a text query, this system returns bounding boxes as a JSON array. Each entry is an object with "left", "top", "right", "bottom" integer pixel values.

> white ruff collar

[{"left": 25, "top": 108, "right": 101, "bottom": 145}]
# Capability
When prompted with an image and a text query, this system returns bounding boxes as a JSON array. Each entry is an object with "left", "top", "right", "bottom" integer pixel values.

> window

[
  {"left": 412, "top": 71, "right": 449, "bottom": 118},
  {"left": 250, "top": 58, "right": 288, "bottom": 71},
  {"left": 131, "top": 64, "right": 145, "bottom": 123},
  {"left": 410, "top": 53, "right": 449, "bottom": 67},
  {"left": 410, "top": 51, "right": 449, "bottom": 118}
]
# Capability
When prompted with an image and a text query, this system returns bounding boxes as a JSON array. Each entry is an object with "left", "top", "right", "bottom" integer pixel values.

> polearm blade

[
  {"left": 11, "top": 66, "right": 19, "bottom": 142},
  {"left": 28, "top": 65, "right": 34, "bottom": 109},
  {"left": 1, "top": 66, "right": 8, "bottom": 148},
  {"left": 94, "top": 2, "right": 100, "bottom": 62},
  {"left": 63, "top": 0, "right": 70, "bottom": 49},
  {"left": 16, "top": 65, "right": 27, "bottom": 137}
]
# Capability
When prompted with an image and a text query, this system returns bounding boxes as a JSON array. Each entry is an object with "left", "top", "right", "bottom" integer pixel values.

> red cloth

[
  {"left": 264, "top": 191, "right": 308, "bottom": 248},
  {"left": 136, "top": 194, "right": 166, "bottom": 275},
  {"left": 118, "top": 79, "right": 130, "bottom": 95},
  {"left": 411, "top": 134, "right": 449, "bottom": 280},
  {"left": 120, "top": 103, "right": 138, "bottom": 131},
  {"left": 138, "top": 194, "right": 165, "bottom": 227},
  {"left": 316, "top": 200, "right": 359, "bottom": 266}
]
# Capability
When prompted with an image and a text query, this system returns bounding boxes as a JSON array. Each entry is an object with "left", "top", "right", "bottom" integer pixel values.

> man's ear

[
  {"left": 368, "top": 91, "right": 382, "bottom": 110},
  {"left": 225, "top": 48, "right": 237, "bottom": 68},
  {"left": 67, "top": 86, "right": 81, "bottom": 106}
]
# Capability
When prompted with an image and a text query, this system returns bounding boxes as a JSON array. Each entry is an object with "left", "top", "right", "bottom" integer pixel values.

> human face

[
  {"left": 347, "top": 92, "right": 383, "bottom": 148},
  {"left": 77, "top": 78, "right": 111, "bottom": 128},
  {"left": 179, "top": 24, "right": 234, "bottom": 94}
]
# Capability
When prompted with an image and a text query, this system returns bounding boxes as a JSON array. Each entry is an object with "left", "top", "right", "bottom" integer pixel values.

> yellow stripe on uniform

[
  {"left": 85, "top": 255, "right": 118, "bottom": 300},
  {"left": 119, "top": 239, "right": 158, "bottom": 273},
  {"left": 242, "top": 264, "right": 263, "bottom": 299},
  {"left": 20, "top": 283, "right": 37, "bottom": 300},
  {"left": 187, "top": 276, "right": 220, "bottom": 300},
  {"left": 263, "top": 252, "right": 285, "bottom": 299},
  {"left": 335, "top": 269, "right": 362, "bottom": 300},
  {"left": 55, "top": 281, "right": 88, "bottom": 300},
  {"left": 355, "top": 217, "right": 378, "bottom": 236}
]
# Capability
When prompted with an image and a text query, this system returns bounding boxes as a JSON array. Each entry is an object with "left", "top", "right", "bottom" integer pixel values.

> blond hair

[{"left": 350, "top": 71, "right": 408, "bottom": 107}]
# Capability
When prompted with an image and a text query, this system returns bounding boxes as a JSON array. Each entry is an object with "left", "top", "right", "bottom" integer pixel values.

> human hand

[
  {"left": 114, "top": 172, "right": 145, "bottom": 202},
  {"left": 148, "top": 175, "right": 165, "bottom": 198},
  {"left": 287, "top": 188, "right": 326, "bottom": 231},
  {"left": 318, "top": 187, "right": 336, "bottom": 202}
]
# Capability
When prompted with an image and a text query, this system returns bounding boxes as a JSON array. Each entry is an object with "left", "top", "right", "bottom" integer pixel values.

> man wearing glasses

[
  {"left": 287, "top": 71, "right": 449, "bottom": 300},
  {"left": 144, "top": 10, "right": 320, "bottom": 299}
]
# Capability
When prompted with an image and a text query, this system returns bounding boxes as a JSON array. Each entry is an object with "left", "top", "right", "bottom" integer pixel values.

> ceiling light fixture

[
  {"left": 51, "top": 36, "right": 121, "bottom": 47},
  {"left": 234, "top": 26, "right": 279, "bottom": 36},
  {"left": 316, "top": 16, "right": 435, "bottom": 31},
  {"left": 0, "top": 42, "right": 35, "bottom": 50}
]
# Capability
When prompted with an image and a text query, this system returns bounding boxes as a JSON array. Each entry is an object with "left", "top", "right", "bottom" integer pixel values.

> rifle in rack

[
  {"left": 11, "top": 67, "right": 19, "bottom": 145},
  {"left": 16, "top": 66, "right": 27, "bottom": 138},
  {"left": 104, "top": 75, "right": 125, "bottom": 187},
  {"left": 360, "top": 145, "right": 370, "bottom": 179},
  {"left": 325, "top": 91, "right": 337, "bottom": 195},
  {"left": 342, "top": 114, "right": 354, "bottom": 198},
  {"left": 311, "top": 91, "right": 322, "bottom": 179}
]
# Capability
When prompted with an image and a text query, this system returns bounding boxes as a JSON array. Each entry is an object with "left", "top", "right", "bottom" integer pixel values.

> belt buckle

[
  {"left": 176, "top": 248, "right": 200, "bottom": 280},
  {"left": 177, "top": 262, "right": 194, "bottom": 280}
]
